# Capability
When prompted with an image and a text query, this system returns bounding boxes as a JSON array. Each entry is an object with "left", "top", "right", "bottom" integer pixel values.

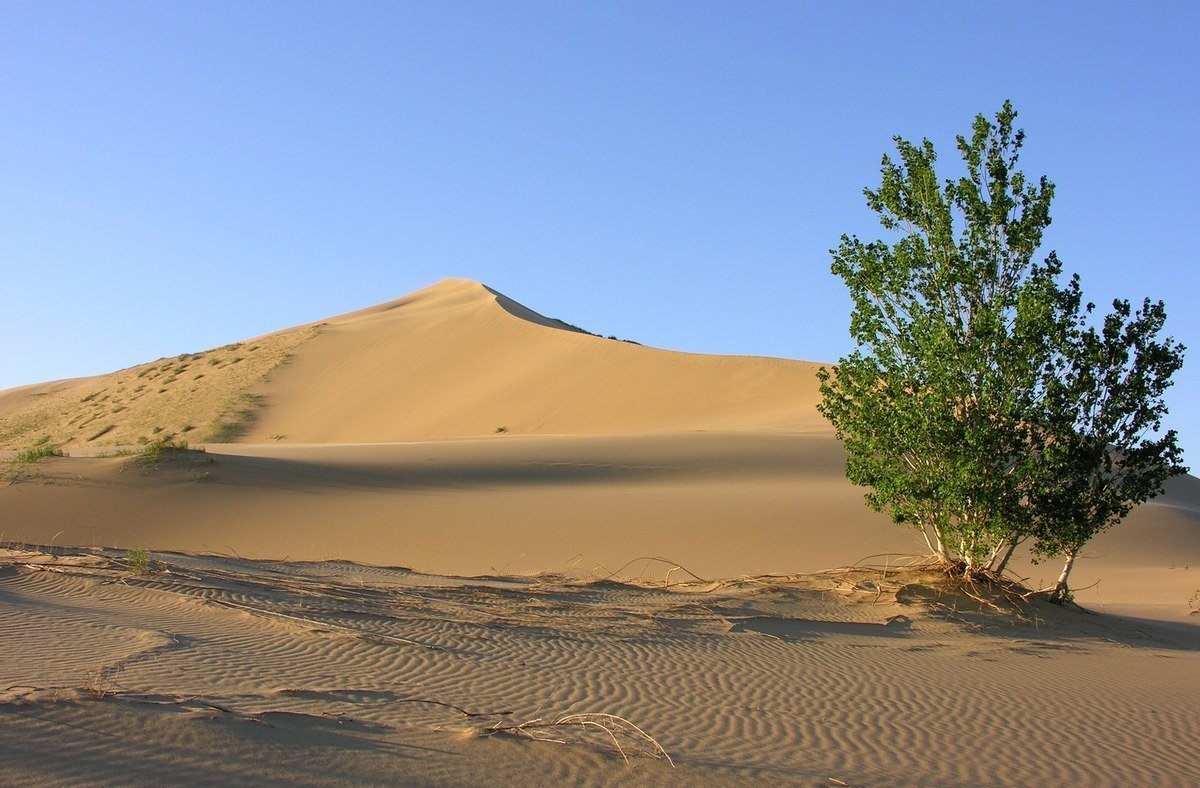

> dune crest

[{"left": 246, "top": 278, "right": 828, "bottom": 443}]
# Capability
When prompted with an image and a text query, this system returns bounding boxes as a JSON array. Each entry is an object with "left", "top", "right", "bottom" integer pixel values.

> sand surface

[
  {"left": 1, "top": 278, "right": 1198, "bottom": 784},
  {"left": 1, "top": 548, "right": 1196, "bottom": 786}
]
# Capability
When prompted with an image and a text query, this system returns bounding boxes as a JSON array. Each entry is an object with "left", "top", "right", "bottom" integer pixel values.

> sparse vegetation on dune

[
  {"left": 207, "top": 392, "right": 265, "bottom": 442},
  {"left": 14, "top": 443, "right": 65, "bottom": 463},
  {"left": 87, "top": 424, "right": 115, "bottom": 442},
  {"left": 123, "top": 548, "right": 152, "bottom": 575},
  {"left": 138, "top": 437, "right": 199, "bottom": 463},
  {"left": 0, "top": 326, "right": 318, "bottom": 451}
]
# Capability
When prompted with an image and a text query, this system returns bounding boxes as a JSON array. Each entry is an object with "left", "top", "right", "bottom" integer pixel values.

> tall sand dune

[{"left": 246, "top": 278, "right": 829, "bottom": 442}]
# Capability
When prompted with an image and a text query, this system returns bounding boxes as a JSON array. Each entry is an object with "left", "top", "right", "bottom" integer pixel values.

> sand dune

[
  {"left": 246, "top": 278, "right": 828, "bottom": 442},
  {"left": 2, "top": 277, "right": 1198, "bottom": 784}
]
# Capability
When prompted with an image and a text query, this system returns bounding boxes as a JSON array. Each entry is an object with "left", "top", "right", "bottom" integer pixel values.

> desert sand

[{"left": 1, "top": 278, "right": 1197, "bottom": 785}]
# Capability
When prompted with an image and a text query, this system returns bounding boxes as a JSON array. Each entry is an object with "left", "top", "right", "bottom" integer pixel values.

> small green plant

[
  {"left": 32, "top": 435, "right": 51, "bottom": 447},
  {"left": 139, "top": 437, "right": 199, "bottom": 462},
  {"left": 124, "top": 548, "right": 152, "bottom": 575},
  {"left": 15, "top": 444, "right": 65, "bottom": 463},
  {"left": 495, "top": 425, "right": 509, "bottom": 434},
  {"left": 87, "top": 424, "right": 115, "bottom": 442}
]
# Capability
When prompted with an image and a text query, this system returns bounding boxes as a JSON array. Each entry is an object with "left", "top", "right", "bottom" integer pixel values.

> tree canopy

[{"left": 819, "top": 101, "right": 1186, "bottom": 599}]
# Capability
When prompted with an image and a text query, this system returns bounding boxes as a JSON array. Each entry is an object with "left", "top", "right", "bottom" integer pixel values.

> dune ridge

[{"left": 246, "top": 278, "right": 828, "bottom": 443}]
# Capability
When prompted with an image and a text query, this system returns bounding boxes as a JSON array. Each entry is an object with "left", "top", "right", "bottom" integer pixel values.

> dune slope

[{"left": 246, "top": 278, "right": 828, "bottom": 442}]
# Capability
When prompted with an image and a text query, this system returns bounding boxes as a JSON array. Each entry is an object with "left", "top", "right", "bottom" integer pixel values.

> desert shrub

[
  {"left": 124, "top": 548, "right": 152, "bottom": 575},
  {"left": 139, "top": 437, "right": 199, "bottom": 462},
  {"left": 15, "top": 444, "right": 64, "bottom": 463}
]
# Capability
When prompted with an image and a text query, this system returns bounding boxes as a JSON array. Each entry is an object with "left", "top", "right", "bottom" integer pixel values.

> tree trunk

[
  {"left": 993, "top": 541, "right": 1019, "bottom": 577},
  {"left": 1050, "top": 549, "right": 1078, "bottom": 604}
]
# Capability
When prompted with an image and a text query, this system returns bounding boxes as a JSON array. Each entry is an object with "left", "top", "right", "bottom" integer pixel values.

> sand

[{"left": 1, "top": 278, "right": 1197, "bottom": 784}]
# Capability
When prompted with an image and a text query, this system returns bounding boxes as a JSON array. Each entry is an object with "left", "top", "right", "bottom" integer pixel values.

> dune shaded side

[{"left": 2, "top": 433, "right": 1197, "bottom": 623}]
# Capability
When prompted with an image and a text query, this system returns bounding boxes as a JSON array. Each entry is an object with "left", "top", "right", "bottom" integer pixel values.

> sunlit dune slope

[
  {"left": 0, "top": 327, "right": 316, "bottom": 451},
  {"left": 0, "top": 278, "right": 826, "bottom": 449},
  {"left": 246, "top": 278, "right": 828, "bottom": 442}
]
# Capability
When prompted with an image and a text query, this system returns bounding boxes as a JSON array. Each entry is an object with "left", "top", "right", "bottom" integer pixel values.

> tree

[
  {"left": 819, "top": 101, "right": 1186, "bottom": 594},
  {"left": 1028, "top": 290, "right": 1186, "bottom": 600}
]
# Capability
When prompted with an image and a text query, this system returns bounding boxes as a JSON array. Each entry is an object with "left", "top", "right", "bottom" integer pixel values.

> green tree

[
  {"left": 1028, "top": 290, "right": 1186, "bottom": 600},
  {"left": 819, "top": 101, "right": 1186, "bottom": 592}
]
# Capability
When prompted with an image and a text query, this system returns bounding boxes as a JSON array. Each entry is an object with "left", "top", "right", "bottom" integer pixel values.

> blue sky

[{"left": 3, "top": 2, "right": 1198, "bottom": 457}]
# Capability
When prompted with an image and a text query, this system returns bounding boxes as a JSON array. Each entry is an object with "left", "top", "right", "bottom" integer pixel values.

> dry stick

[
  {"left": 579, "top": 718, "right": 630, "bottom": 764},
  {"left": 596, "top": 556, "right": 711, "bottom": 585},
  {"left": 484, "top": 712, "right": 674, "bottom": 766},
  {"left": 556, "top": 712, "right": 675, "bottom": 767}
]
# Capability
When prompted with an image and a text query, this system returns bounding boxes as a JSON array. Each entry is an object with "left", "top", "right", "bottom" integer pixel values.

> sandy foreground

[
  {"left": 1, "top": 279, "right": 1198, "bottom": 784},
  {"left": 1, "top": 548, "right": 1197, "bottom": 786}
]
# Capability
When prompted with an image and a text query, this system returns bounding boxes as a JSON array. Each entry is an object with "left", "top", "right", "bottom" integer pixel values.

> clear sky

[{"left": 3, "top": 2, "right": 1198, "bottom": 457}]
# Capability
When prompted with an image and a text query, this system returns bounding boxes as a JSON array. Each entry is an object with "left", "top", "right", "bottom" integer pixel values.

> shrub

[
  {"left": 15, "top": 444, "right": 64, "bottom": 463},
  {"left": 139, "top": 437, "right": 199, "bottom": 462},
  {"left": 125, "top": 548, "right": 152, "bottom": 575}
]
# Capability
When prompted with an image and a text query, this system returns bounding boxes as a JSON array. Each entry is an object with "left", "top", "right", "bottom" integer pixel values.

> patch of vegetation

[
  {"left": 124, "top": 548, "right": 152, "bottom": 575},
  {"left": 87, "top": 424, "right": 115, "bottom": 442},
  {"left": 32, "top": 435, "right": 51, "bottom": 447},
  {"left": 139, "top": 437, "right": 200, "bottom": 462},
  {"left": 552, "top": 317, "right": 599, "bottom": 337},
  {"left": 495, "top": 426, "right": 509, "bottom": 434},
  {"left": 207, "top": 393, "right": 265, "bottom": 441},
  {"left": 80, "top": 392, "right": 98, "bottom": 403},
  {"left": 15, "top": 443, "right": 64, "bottom": 463}
]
